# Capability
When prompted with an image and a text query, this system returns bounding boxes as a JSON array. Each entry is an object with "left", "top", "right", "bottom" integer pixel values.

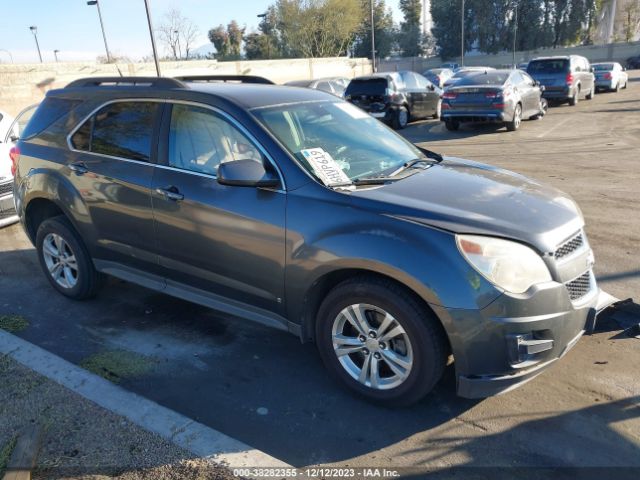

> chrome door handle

[
  {"left": 69, "top": 162, "right": 88, "bottom": 175},
  {"left": 155, "top": 187, "right": 184, "bottom": 201}
]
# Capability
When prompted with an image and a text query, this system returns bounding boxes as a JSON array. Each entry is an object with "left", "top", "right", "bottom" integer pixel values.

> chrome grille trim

[
  {"left": 0, "top": 181, "right": 12, "bottom": 197},
  {"left": 565, "top": 270, "right": 594, "bottom": 301},
  {"left": 554, "top": 231, "right": 585, "bottom": 261}
]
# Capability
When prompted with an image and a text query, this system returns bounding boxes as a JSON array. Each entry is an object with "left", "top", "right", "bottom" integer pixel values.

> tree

[
  {"left": 352, "top": 0, "right": 396, "bottom": 60},
  {"left": 621, "top": 0, "right": 640, "bottom": 42},
  {"left": 208, "top": 25, "right": 230, "bottom": 59},
  {"left": 431, "top": 0, "right": 464, "bottom": 59},
  {"left": 158, "top": 8, "right": 199, "bottom": 60},
  {"left": 398, "top": 0, "right": 423, "bottom": 56},
  {"left": 275, "top": 0, "right": 362, "bottom": 58}
]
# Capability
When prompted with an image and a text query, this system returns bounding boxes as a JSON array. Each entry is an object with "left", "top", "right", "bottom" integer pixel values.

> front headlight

[{"left": 456, "top": 234, "right": 552, "bottom": 294}]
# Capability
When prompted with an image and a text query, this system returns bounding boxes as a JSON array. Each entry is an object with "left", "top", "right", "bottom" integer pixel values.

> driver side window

[{"left": 168, "top": 104, "right": 263, "bottom": 176}]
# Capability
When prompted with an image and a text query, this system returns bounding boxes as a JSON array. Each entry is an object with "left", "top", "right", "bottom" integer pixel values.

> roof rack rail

[
  {"left": 66, "top": 77, "right": 185, "bottom": 89},
  {"left": 174, "top": 75, "right": 275, "bottom": 85}
]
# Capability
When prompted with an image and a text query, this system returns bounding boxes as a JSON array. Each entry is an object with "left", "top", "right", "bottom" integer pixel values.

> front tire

[
  {"left": 36, "top": 216, "right": 101, "bottom": 300},
  {"left": 315, "top": 276, "right": 448, "bottom": 406}
]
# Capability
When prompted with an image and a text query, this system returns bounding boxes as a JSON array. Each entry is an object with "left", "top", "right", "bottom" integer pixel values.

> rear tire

[
  {"left": 444, "top": 119, "right": 459, "bottom": 131},
  {"left": 506, "top": 103, "right": 522, "bottom": 131},
  {"left": 315, "top": 276, "right": 448, "bottom": 406},
  {"left": 586, "top": 87, "right": 594, "bottom": 99},
  {"left": 392, "top": 106, "right": 409, "bottom": 130},
  {"left": 36, "top": 216, "right": 101, "bottom": 300},
  {"left": 614, "top": 82, "right": 620, "bottom": 93},
  {"left": 568, "top": 87, "right": 579, "bottom": 106},
  {"left": 432, "top": 100, "right": 442, "bottom": 119}
]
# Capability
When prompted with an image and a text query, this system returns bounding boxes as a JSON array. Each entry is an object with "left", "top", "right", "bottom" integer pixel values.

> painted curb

[{"left": 0, "top": 330, "right": 290, "bottom": 468}]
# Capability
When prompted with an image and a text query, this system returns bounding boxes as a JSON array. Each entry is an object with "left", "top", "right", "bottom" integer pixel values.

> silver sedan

[{"left": 593, "top": 62, "right": 629, "bottom": 92}]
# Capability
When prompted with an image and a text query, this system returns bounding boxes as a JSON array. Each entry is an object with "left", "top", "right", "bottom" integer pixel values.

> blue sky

[{"left": 0, "top": 0, "right": 402, "bottom": 64}]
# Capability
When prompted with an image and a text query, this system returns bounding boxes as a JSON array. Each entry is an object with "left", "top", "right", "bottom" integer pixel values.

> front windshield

[{"left": 251, "top": 100, "right": 425, "bottom": 185}]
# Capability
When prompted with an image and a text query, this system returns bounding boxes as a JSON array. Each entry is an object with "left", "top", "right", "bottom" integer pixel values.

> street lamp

[
  {"left": 370, "top": 0, "right": 376, "bottom": 72},
  {"left": 87, "top": 0, "right": 112, "bottom": 63},
  {"left": 512, "top": 3, "right": 518, "bottom": 68},
  {"left": 30, "top": 26, "right": 43, "bottom": 63},
  {"left": 257, "top": 13, "right": 271, "bottom": 59},
  {"left": 54, "top": 49, "right": 60, "bottom": 62},
  {"left": 143, "top": 0, "right": 161, "bottom": 76},
  {"left": 174, "top": 29, "right": 181, "bottom": 60},
  {"left": 460, "top": 0, "right": 465, "bottom": 68}
]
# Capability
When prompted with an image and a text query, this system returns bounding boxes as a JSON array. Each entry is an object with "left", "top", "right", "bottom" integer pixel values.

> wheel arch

[{"left": 298, "top": 267, "right": 452, "bottom": 357}]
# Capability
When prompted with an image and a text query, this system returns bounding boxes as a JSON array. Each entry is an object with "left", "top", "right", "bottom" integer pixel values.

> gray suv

[{"left": 14, "top": 77, "right": 607, "bottom": 405}]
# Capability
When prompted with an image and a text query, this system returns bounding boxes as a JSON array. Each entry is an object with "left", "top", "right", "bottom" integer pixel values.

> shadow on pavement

[{"left": 0, "top": 247, "right": 479, "bottom": 466}]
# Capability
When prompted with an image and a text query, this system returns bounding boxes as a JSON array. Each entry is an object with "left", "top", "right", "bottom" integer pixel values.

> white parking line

[
  {"left": 0, "top": 330, "right": 290, "bottom": 468},
  {"left": 536, "top": 117, "right": 572, "bottom": 138}
]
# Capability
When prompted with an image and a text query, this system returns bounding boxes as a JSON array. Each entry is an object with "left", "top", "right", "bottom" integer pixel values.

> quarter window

[
  {"left": 70, "top": 102, "right": 158, "bottom": 162},
  {"left": 168, "top": 104, "right": 264, "bottom": 176}
]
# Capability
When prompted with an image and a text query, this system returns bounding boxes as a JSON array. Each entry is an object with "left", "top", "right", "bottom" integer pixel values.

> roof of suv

[{"left": 58, "top": 76, "right": 335, "bottom": 111}]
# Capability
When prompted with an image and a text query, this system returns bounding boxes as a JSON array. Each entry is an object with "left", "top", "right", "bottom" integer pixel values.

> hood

[{"left": 350, "top": 157, "right": 583, "bottom": 254}]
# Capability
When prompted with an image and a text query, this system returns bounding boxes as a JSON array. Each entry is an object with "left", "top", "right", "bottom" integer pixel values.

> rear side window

[
  {"left": 527, "top": 59, "right": 569, "bottom": 74},
  {"left": 345, "top": 78, "right": 388, "bottom": 96},
  {"left": 21, "top": 97, "right": 79, "bottom": 140},
  {"left": 71, "top": 102, "right": 159, "bottom": 162}
]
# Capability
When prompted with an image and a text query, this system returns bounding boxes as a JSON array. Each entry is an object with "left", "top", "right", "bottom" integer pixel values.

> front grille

[
  {"left": 0, "top": 181, "right": 12, "bottom": 197},
  {"left": 565, "top": 271, "right": 592, "bottom": 301},
  {"left": 555, "top": 232, "right": 584, "bottom": 260}
]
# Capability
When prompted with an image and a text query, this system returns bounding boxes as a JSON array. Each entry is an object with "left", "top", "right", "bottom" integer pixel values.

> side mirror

[
  {"left": 9, "top": 135, "right": 19, "bottom": 143},
  {"left": 428, "top": 84, "right": 435, "bottom": 91},
  {"left": 217, "top": 159, "right": 279, "bottom": 188}
]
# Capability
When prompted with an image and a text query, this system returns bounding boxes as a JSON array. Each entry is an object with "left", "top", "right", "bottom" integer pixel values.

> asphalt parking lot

[{"left": 1, "top": 72, "right": 639, "bottom": 474}]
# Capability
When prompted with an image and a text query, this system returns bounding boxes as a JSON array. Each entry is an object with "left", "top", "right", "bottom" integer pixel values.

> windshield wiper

[
  {"left": 389, "top": 148, "right": 444, "bottom": 177},
  {"left": 330, "top": 176, "right": 402, "bottom": 188},
  {"left": 416, "top": 146, "right": 443, "bottom": 162}
]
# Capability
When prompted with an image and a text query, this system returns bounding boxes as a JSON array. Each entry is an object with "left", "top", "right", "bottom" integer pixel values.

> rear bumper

[
  {"left": 441, "top": 110, "right": 509, "bottom": 123},
  {"left": 432, "top": 279, "right": 609, "bottom": 399},
  {"left": 0, "top": 192, "right": 18, "bottom": 228},
  {"left": 542, "top": 87, "right": 573, "bottom": 100},
  {"left": 595, "top": 80, "right": 616, "bottom": 89}
]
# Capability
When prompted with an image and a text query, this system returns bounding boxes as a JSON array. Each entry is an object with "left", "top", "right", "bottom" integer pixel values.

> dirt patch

[
  {"left": 0, "top": 314, "right": 29, "bottom": 333},
  {"left": 79, "top": 351, "right": 157, "bottom": 383}
]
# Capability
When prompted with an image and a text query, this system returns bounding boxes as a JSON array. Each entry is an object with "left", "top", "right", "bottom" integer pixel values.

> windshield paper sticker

[{"left": 301, "top": 148, "right": 351, "bottom": 186}]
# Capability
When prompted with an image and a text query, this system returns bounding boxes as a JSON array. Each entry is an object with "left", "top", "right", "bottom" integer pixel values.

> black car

[
  {"left": 626, "top": 55, "right": 640, "bottom": 70},
  {"left": 344, "top": 71, "right": 441, "bottom": 129},
  {"left": 14, "top": 76, "right": 608, "bottom": 405},
  {"left": 441, "top": 70, "right": 547, "bottom": 132}
]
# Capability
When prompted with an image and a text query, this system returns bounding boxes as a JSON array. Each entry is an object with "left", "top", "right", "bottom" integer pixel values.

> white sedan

[{"left": 593, "top": 62, "right": 629, "bottom": 92}]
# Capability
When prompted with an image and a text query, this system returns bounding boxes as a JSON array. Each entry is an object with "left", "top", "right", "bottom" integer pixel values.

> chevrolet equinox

[{"left": 13, "top": 77, "right": 604, "bottom": 405}]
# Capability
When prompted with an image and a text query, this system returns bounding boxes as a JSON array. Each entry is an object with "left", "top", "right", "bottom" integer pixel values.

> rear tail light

[
  {"left": 442, "top": 91, "right": 457, "bottom": 100},
  {"left": 9, "top": 146, "right": 20, "bottom": 177},
  {"left": 566, "top": 73, "right": 574, "bottom": 85},
  {"left": 485, "top": 91, "right": 502, "bottom": 99},
  {"left": 603, "top": 73, "right": 612, "bottom": 80}
]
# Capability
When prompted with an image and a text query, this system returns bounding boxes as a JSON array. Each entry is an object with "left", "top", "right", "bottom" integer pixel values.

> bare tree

[{"left": 158, "top": 8, "right": 199, "bottom": 60}]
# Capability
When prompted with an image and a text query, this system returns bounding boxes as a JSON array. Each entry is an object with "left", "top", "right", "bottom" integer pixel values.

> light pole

[
  {"left": 144, "top": 0, "right": 161, "bottom": 76},
  {"left": 54, "top": 49, "right": 60, "bottom": 62},
  {"left": 370, "top": 0, "right": 376, "bottom": 72},
  {"left": 174, "top": 30, "right": 181, "bottom": 60},
  {"left": 87, "top": 1, "right": 111, "bottom": 63},
  {"left": 460, "top": 0, "right": 465, "bottom": 67},
  {"left": 30, "top": 26, "right": 43, "bottom": 63},
  {"left": 257, "top": 12, "right": 271, "bottom": 59},
  {"left": 512, "top": 2, "right": 518, "bottom": 68}
]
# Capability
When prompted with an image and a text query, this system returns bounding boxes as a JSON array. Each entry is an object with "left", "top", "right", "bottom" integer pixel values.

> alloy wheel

[
  {"left": 331, "top": 303, "right": 414, "bottom": 390},
  {"left": 42, "top": 233, "right": 79, "bottom": 289}
]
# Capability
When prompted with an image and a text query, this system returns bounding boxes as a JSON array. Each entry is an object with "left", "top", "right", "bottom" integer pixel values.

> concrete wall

[
  {"left": 0, "top": 57, "right": 372, "bottom": 116},
  {"left": 379, "top": 40, "right": 640, "bottom": 73}
]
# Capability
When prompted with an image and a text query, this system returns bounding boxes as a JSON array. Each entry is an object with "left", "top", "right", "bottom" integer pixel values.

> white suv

[{"left": 0, "top": 105, "right": 37, "bottom": 227}]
